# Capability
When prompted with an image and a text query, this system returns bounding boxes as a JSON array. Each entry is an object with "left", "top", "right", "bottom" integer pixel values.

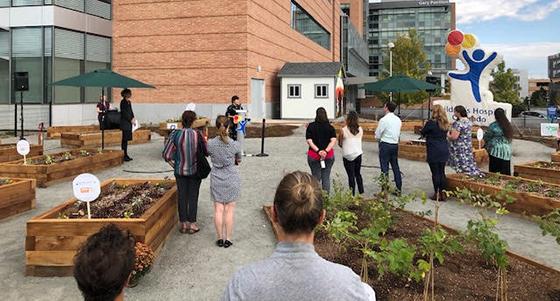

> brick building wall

[{"left": 112, "top": 0, "right": 340, "bottom": 121}]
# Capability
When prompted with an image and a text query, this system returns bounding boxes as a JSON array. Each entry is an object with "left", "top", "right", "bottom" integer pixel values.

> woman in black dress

[
  {"left": 420, "top": 104, "right": 450, "bottom": 201},
  {"left": 120, "top": 89, "right": 135, "bottom": 162}
]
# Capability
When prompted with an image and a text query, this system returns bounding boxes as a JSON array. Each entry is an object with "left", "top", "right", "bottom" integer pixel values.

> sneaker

[
  {"left": 216, "top": 239, "right": 224, "bottom": 247},
  {"left": 124, "top": 156, "right": 133, "bottom": 162},
  {"left": 223, "top": 240, "right": 233, "bottom": 248}
]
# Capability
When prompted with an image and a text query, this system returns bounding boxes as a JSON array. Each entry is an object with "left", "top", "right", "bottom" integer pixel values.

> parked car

[{"left": 519, "top": 111, "right": 546, "bottom": 119}]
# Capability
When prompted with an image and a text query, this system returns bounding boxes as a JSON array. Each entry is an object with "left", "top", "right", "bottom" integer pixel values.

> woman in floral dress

[{"left": 447, "top": 105, "right": 481, "bottom": 177}]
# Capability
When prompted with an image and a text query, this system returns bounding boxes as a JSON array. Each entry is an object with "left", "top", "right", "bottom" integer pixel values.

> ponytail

[{"left": 215, "top": 115, "right": 230, "bottom": 143}]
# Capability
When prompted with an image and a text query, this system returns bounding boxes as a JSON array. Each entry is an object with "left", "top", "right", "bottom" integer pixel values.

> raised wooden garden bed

[
  {"left": 552, "top": 152, "right": 560, "bottom": 163},
  {"left": 446, "top": 172, "right": 560, "bottom": 216},
  {"left": 0, "top": 178, "right": 36, "bottom": 220},
  {"left": 60, "top": 129, "right": 151, "bottom": 148},
  {"left": 262, "top": 205, "right": 560, "bottom": 300},
  {"left": 47, "top": 125, "right": 99, "bottom": 139},
  {"left": 157, "top": 118, "right": 209, "bottom": 138},
  {"left": 398, "top": 140, "right": 488, "bottom": 163},
  {"left": 0, "top": 143, "right": 43, "bottom": 163},
  {"left": 514, "top": 161, "right": 560, "bottom": 185},
  {"left": 0, "top": 149, "right": 123, "bottom": 187},
  {"left": 25, "top": 178, "right": 177, "bottom": 277}
]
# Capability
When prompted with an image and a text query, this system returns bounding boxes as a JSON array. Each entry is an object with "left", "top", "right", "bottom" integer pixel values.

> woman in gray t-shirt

[{"left": 222, "top": 171, "right": 375, "bottom": 301}]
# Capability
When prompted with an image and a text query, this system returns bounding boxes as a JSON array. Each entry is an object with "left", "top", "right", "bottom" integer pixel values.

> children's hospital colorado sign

[{"left": 434, "top": 30, "right": 512, "bottom": 126}]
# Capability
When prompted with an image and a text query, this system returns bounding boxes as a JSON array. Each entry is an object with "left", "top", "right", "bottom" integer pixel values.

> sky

[{"left": 371, "top": 0, "right": 560, "bottom": 78}]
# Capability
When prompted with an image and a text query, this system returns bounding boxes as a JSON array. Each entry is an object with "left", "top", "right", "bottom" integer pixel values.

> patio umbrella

[
  {"left": 51, "top": 69, "right": 155, "bottom": 149},
  {"left": 364, "top": 75, "right": 440, "bottom": 116}
]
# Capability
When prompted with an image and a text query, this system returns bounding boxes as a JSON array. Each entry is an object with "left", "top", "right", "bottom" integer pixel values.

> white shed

[{"left": 278, "top": 62, "right": 344, "bottom": 119}]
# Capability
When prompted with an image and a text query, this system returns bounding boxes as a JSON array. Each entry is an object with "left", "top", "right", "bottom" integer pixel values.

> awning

[{"left": 345, "top": 76, "right": 378, "bottom": 85}]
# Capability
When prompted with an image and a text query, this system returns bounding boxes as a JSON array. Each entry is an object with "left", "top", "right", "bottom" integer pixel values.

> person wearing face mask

[{"left": 447, "top": 105, "right": 481, "bottom": 177}]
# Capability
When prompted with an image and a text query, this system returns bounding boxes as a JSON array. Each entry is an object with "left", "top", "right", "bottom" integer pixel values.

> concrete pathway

[{"left": 0, "top": 128, "right": 558, "bottom": 300}]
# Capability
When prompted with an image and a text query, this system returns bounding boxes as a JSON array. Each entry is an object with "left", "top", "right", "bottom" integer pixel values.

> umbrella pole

[
  {"left": 398, "top": 92, "right": 401, "bottom": 116},
  {"left": 101, "top": 88, "right": 105, "bottom": 150}
]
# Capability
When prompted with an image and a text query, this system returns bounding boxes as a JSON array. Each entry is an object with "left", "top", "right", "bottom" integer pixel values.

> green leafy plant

[
  {"left": 448, "top": 188, "right": 510, "bottom": 301},
  {"left": 367, "top": 238, "right": 428, "bottom": 282},
  {"left": 535, "top": 209, "right": 560, "bottom": 244},
  {"left": 63, "top": 151, "right": 73, "bottom": 161},
  {"left": 44, "top": 155, "right": 54, "bottom": 165}
]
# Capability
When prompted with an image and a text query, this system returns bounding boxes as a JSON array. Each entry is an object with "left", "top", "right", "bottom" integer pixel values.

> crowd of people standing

[{"left": 75, "top": 96, "right": 516, "bottom": 301}]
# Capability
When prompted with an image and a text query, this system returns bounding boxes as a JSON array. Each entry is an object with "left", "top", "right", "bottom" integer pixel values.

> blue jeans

[
  {"left": 308, "top": 156, "right": 334, "bottom": 193},
  {"left": 379, "top": 142, "right": 402, "bottom": 191}
]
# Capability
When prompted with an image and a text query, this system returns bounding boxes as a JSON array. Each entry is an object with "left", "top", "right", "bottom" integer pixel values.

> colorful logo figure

[
  {"left": 445, "top": 30, "right": 501, "bottom": 104},
  {"left": 234, "top": 115, "right": 249, "bottom": 135}
]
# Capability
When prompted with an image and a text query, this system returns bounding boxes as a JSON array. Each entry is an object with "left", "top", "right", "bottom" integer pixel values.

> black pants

[
  {"left": 428, "top": 162, "right": 447, "bottom": 193},
  {"left": 121, "top": 130, "right": 132, "bottom": 157},
  {"left": 175, "top": 175, "right": 202, "bottom": 223},
  {"left": 489, "top": 155, "right": 511, "bottom": 176},
  {"left": 379, "top": 142, "right": 402, "bottom": 191},
  {"left": 343, "top": 155, "right": 364, "bottom": 196}
]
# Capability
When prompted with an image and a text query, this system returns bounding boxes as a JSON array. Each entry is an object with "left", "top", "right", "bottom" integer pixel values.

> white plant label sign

[
  {"left": 476, "top": 128, "right": 484, "bottom": 141},
  {"left": 17, "top": 139, "right": 30, "bottom": 165},
  {"left": 17, "top": 139, "right": 30, "bottom": 156},
  {"left": 541, "top": 123, "right": 559, "bottom": 137},
  {"left": 72, "top": 173, "right": 101, "bottom": 219}
]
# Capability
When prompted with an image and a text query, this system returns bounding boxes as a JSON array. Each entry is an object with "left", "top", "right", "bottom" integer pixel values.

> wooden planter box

[
  {"left": 0, "top": 143, "right": 43, "bottom": 163},
  {"left": 47, "top": 125, "right": 99, "bottom": 139},
  {"left": 552, "top": 152, "right": 560, "bottom": 163},
  {"left": 398, "top": 140, "right": 488, "bottom": 163},
  {"left": 157, "top": 118, "right": 210, "bottom": 138},
  {"left": 0, "top": 149, "right": 123, "bottom": 187},
  {"left": 263, "top": 205, "right": 560, "bottom": 276},
  {"left": 0, "top": 178, "right": 36, "bottom": 220},
  {"left": 333, "top": 122, "right": 377, "bottom": 142},
  {"left": 60, "top": 129, "right": 151, "bottom": 148},
  {"left": 25, "top": 178, "right": 178, "bottom": 277},
  {"left": 514, "top": 161, "right": 560, "bottom": 185},
  {"left": 446, "top": 173, "right": 560, "bottom": 216}
]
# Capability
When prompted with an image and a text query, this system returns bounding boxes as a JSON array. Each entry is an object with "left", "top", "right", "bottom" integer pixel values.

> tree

[
  {"left": 529, "top": 87, "right": 548, "bottom": 107},
  {"left": 490, "top": 62, "right": 520, "bottom": 105},
  {"left": 378, "top": 29, "right": 431, "bottom": 105}
]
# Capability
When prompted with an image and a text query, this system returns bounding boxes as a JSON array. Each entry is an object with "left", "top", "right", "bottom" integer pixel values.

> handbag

[{"left": 196, "top": 132, "right": 211, "bottom": 179}]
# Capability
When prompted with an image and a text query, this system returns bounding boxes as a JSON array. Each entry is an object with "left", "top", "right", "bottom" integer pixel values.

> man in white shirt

[{"left": 375, "top": 102, "right": 402, "bottom": 192}]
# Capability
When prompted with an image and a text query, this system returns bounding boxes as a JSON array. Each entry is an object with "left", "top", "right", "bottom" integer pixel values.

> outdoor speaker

[{"left": 14, "top": 72, "right": 29, "bottom": 92}]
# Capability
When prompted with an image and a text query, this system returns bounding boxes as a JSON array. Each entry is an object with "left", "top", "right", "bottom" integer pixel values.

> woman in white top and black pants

[{"left": 338, "top": 111, "right": 364, "bottom": 196}]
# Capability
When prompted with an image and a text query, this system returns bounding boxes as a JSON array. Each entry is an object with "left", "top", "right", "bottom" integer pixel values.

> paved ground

[{"left": 0, "top": 127, "right": 558, "bottom": 301}]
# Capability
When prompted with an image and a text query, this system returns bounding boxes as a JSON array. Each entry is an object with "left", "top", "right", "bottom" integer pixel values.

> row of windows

[
  {"left": 0, "top": 0, "right": 111, "bottom": 20},
  {"left": 0, "top": 26, "right": 111, "bottom": 105},
  {"left": 290, "top": 1, "right": 331, "bottom": 50},
  {"left": 287, "top": 84, "right": 329, "bottom": 99}
]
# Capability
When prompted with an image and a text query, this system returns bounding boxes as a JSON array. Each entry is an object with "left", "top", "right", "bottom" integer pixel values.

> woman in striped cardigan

[{"left": 163, "top": 110, "right": 208, "bottom": 234}]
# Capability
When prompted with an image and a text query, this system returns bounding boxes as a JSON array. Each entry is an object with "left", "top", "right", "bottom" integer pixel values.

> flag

[{"left": 336, "top": 69, "right": 344, "bottom": 99}]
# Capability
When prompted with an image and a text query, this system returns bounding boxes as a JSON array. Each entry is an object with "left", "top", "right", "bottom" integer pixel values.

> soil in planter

[
  {"left": 529, "top": 162, "right": 560, "bottom": 170},
  {"left": 468, "top": 173, "right": 560, "bottom": 199},
  {"left": 315, "top": 209, "right": 560, "bottom": 300},
  {"left": 0, "top": 178, "right": 14, "bottom": 186},
  {"left": 25, "top": 149, "right": 101, "bottom": 165},
  {"left": 207, "top": 125, "right": 299, "bottom": 139},
  {"left": 60, "top": 182, "right": 174, "bottom": 219}
]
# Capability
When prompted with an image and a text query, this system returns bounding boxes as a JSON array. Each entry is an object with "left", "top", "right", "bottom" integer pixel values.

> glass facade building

[
  {"left": 291, "top": 0, "right": 331, "bottom": 50},
  {"left": 0, "top": 1, "right": 111, "bottom": 106},
  {"left": 367, "top": 1, "right": 455, "bottom": 78}
]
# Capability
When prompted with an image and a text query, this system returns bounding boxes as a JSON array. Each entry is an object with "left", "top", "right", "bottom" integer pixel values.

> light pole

[{"left": 388, "top": 42, "right": 395, "bottom": 102}]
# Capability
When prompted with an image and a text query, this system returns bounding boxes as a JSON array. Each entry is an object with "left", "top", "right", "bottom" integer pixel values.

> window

[
  {"left": 290, "top": 1, "right": 331, "bottom": 50},
  {"left": 0, "top": 31, "right": 8, "bottom": 103},
  {"left": 287, "top": 84, "right": 301, "bottom": 98},
  {"left": 12, "top": 27, "right": 43, "bottom": 103},
  {"left": 53, "top": 28, "right": 84, "bottom": 104},
  {"left": 315, "top": 84, "right": 328, "bottom": 98},
  {"left": 85, "top": 34, "right": 111, "bottom": 102}
]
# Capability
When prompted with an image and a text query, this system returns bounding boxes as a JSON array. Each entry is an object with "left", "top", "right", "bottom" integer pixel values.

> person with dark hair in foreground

[
  {"left": 74, "top": 224, "right": 135, "bottom": 301},
  {"left": 483, "top": 108, "right": 513, "bottom": 175},
  {"left": 226, "top": 95, "right": 243, "bottom": 141},
  {"left": 222, "top": 171, "right": 376, "bottom": 301},
  {"left": 375, "top": 102, "right": 402, "bottom": 192}
]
